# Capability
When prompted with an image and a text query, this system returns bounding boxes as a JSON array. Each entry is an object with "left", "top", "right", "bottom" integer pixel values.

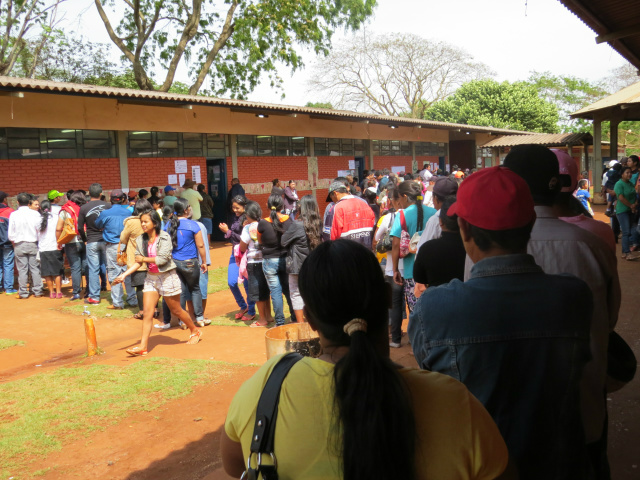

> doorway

[
  {"left": 206, "top": 158, "right": 228, "bottom": 242},
  {"left": 354, "top": 156, "right": 365, "bottom": 183}
]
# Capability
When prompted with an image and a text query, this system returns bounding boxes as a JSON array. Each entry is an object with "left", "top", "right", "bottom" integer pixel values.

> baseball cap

[
  {"left": 433, "top": 177, "right": 459, "bottom": 197},
  {"left": 448, "top": 166, "right": 535, "bottom": 231},
  {"left": 326, "top": 180, "right": 348, "bottom": 202},
  {"left": 164, "top": 185, "right": 176, "bottom": 194},
  {"left": 608, "top": 160, "right": 619, "bottom": 168},
  {"left": 552, "top": 150, "right": 578, "bottom": 192},
  {"left": 47, "top": 189, "right": 64, "bottom": 201},
  {"left": 454, "top": 171, "right": 465, "bottom": 179},
  {"left": 110, "top": 188, "right": 126, "bottom": 200},
  {"left": 127, "top": 190, "right": 138, "bottom": 199}
]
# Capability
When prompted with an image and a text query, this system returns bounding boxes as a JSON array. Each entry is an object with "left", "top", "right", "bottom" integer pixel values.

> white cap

[{"left": 608, "top": 160, "right": 619, "bottom": 167}]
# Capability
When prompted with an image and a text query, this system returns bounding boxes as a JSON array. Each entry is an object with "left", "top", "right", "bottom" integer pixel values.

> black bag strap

[{"left": 245, "top": 353, "right": 303, "bottom": 479}]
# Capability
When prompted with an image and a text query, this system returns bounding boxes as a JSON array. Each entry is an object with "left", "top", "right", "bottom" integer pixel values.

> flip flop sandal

[
  {"left": 133, "top": 312, "right": 144, "bottom": 320},
  {"left": 188, "top": 330, "right": 203, "bottom": 344},
  {"left": 234, "top": 308, "right": 248, "bottom": 320},
  {"left": 242, "top": 314, "right": 256, "bottom": 322},
  {"left": 126, "top": 347, "right": 148, "bottom": 356},
  {"left": 249, "top": 320, "right": 269, "bottom": 328}
]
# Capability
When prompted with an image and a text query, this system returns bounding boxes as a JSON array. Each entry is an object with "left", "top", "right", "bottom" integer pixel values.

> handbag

[
  {"left": 398, "top": 210, "right": 420, "bottom": 258},
  {"left": 241, "top": 353, "right": 303, "bottom": 480},
  {"left": 57, "top": 210, "right": 78, "bottom": 245},
  {"left": 116, "top": 243, "right": 128, "bottom": 266},
  {"left": 376, "top": 212, "right": 395, "bottom": 254}
]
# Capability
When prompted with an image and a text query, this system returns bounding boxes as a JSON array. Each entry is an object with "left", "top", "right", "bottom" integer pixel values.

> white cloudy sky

[{"left": 64, "top": 0, "right": 627, "bottom": 106}]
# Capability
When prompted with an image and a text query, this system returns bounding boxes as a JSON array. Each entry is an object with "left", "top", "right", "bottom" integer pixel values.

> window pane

[
  {"left": 46, "top": 129, "right": 76, "bottom": 138},
  {"left": 83, "top": 130, "right": 110, "bottom": 139}
]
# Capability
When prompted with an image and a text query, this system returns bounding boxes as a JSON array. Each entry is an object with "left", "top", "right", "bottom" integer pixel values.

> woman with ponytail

[
  {"left": 257, "top": 194, "right": 293, "bottom": 326},
  {"left": 165, "top": 198, "right": 209, "bottom": 327},
  {"left": 113, "top": 210, "right": 202, "bottom": 355},
  {"left": 222, "top": 240, "right": 514, "bottom": 480},
  {"left": 38, "top": 200, "right": 64, "bottom": 298},
  {"left": 390, "top": 180, "right": 436, "bottom": 313},
  {"left": 219, "top": 195, "right": 255, "bottom": 321}
]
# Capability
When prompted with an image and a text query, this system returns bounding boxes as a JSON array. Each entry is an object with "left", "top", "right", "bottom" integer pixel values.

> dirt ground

[{"left": 0, "top": 216, "right": 638, "bottom": 479}]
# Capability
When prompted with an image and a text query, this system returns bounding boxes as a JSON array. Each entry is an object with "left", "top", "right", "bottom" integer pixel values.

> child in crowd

[{"left": 575, "top": 179, "right": 594, "bottom": 216}]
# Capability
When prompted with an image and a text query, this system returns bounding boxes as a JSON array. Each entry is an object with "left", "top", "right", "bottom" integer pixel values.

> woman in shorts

[
  {"left": 113, "top": 211, "right": 202, "bottom": 356},
  {"left": 239, "top": 201, "right": 273, "bottom": 327},
  {"left": 38, "top": 200, "right": 64, "bottom": 298}
]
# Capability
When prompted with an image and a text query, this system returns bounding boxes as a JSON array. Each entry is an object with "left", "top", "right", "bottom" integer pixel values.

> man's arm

[{"left": 77, "top": 209, "right": 88, "bottom": 243}]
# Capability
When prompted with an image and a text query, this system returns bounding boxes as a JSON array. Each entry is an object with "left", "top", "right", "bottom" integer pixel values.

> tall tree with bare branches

[
  {"left": 309, "top": 33, "right": 493, "bottom": 118},
  {"left": 94, "top": 0, "right": 376, "bottom": 96}
]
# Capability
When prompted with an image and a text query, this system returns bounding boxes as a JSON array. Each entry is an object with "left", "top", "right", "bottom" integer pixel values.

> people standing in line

[
  {"left": 0, "top": 191, "right": 16, "bottom": 294},
  {"left": 219, "top": 195, "right": 256, "bottom": 321},
  {"left": 138, "top": 189, "right": 149, "bottom": 200},
  {"left": 258, "top": 194, "right": 293, "bottom": 326},
  {"left": 7, "top": 192, "right": 43, "bottom": 299},
  {"left": 329, "top": 180, "right": 376, "bottom": 248},
  {"left": 197, "top": 184, "right": 214, "bottom": 242},
  {"left": 222, "top": 239, "right": 514, "bottom": 480},
  {"left": 239, "top": 201, "right": 273, "bottom": 327},
  {"left": 270, "top": 179, "right": 284, "bottom": 197},
  {"left": 362, "top": 187, "right": 380, "bottom": 223},
  {"left": 95, "top": 189, "right": 138, "bottom": 310},
  {"left": 614, "top": 166, "right": 638, "bottom": 260},
  {"left": 127, "top": 190, "right": 138, "bottom": 209},
  {"left": 120, "top": 199, "right": 154, "bottom": 319},
  {"left": 78, "top": 183, "right": 111, "bottom": 305},
  {"left": 415, "top": 176, "right": 459, "bottom": 250},
  {"left": 165, "top": 198, "right": 209, "bottom": 328},
  {"left": 504, "top": 144, "right": 621, "bottom": 478},
  {"left": 112, "top": 211, "right": 202, "bottom": 356},
  {"left": 322, "top": 177, "right": 349, "bottom": 242},
  {"left": 283, "top": 180, "right": 299, "bottom": 219},
  {"left": 410, "top": 166, "right": 593, "bottom": 479},
  {"left": 180, "top": 179, "right": 203, "bottom": 221},
  {"left": 56, "top": 191, "right": 87, "bottom": 300},
  {"left": 226, "top": 178, "right": 245, "bottom": 225},
  {"left": 390, "top": 181, "right": 436, "bottom": 313},
  {"left": 163, "top": 185, "right": 178, "bottom": 208},
  {"left": 147, "top": 186, "right": 160, "bottom": 207},
  {"left": 37, "top": 200, "right": 64, "bottom": 298},
  {"left": 281, "top": 195, "right": 323, "bottom": 323}
]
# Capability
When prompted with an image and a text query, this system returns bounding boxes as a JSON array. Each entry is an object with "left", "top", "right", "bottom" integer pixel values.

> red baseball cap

[{"left": 448, "top": 166, "right": 535, "bottom": 230}]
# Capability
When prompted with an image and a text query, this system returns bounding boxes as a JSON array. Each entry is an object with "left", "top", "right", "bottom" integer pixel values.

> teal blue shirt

[{"left": 390, "top": 204, "right": 436, "bottom": 279}]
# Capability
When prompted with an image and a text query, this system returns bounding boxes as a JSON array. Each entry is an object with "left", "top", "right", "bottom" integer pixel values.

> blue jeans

[
  {"left": 105, "top": 243, "right": 137, "bottom": 307},
  {"left": 617, "top": 211, "right": 631, "bottom": 254},
  {"left": 262, "top": 256, "right": 293, "bottom": 326},
  {"left": 64, "top": 242, "right": 87, "bottom": 295},
  {"left": 174, "top": 258, "right": 204, "bottom": 321},
  {"left": 86, "top": 241, "right": 107, "bottom": 301},
  {"left": 183, "top": 269, "right": 208, "bottom": 301},
  {"left": 0, "top": 244, "right": 15, "bottom": 290},
  {"left": 228, "top": 251, "right": 255, "bottom": 315},
  {"left": 200, "top": 217, "right": 213, "bottom": 235}
]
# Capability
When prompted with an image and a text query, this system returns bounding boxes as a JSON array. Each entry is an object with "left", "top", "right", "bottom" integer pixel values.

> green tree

[
  {"left": 94, "top": 0, "right": 376, "bottom": 97},
  {"left": 528, "top": 71, "right": 608, "bottom": 132},
  {"left": 426, "top": 79, "right": 559, "bottom": 133},
  {"left": 305, "top": 101, "right": 333, "bottom": 109}
]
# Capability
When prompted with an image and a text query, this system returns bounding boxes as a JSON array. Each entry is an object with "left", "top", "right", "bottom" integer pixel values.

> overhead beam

[{"left": 596, "top": 24, "right": 640, "bottom": 44}]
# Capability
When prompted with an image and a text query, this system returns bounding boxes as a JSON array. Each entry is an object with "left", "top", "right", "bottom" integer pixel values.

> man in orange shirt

[{"left": 329, "top": 181, "right": 375, "bottom": 248}]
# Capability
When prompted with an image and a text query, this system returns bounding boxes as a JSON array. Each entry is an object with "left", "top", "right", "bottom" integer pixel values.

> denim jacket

[{"left": 409, "top": 254, "right": 593, "bottom": 479}]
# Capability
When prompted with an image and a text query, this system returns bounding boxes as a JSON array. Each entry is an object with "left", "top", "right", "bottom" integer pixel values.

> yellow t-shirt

[
  {"left": 180, "top": 188, "right": 203, "bottom": 220},
  {"left": 225, "top": 355, "right": 508, "bottom": 480}
]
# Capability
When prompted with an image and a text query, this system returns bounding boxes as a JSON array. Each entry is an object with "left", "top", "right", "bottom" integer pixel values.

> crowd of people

[{"left": 223, "top": 147, "right": 623, "bottom": 480}]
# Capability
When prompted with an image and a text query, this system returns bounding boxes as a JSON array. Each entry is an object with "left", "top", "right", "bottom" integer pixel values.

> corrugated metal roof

[
  {"left": 481, "top": 132, "right": 593, "bottom": 148},
  {"left": 559, "top": 0, "right": 640, "bottom": 71},
  {"left": 571, "top": 81, "right": 640, "bottom": 118},
  {"left": 0, "top": 76, "right": 533, "bottom": 136}
]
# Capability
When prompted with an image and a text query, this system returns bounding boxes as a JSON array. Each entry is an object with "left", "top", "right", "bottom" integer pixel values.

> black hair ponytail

[
  {"left": 39, "top": 200, "right": 52, "bottom": 232},
  {"left": 167, "top": 198, "right": 189, "bottom": 249},
  {"left": 267, "top": 194, "right": 285, "bottom": 233},
  {"left": 298, "top": 240, "right": 415, "bottom": 480},
  {"left": 398, "top": 181, "right": 424, "bottom": 231}
]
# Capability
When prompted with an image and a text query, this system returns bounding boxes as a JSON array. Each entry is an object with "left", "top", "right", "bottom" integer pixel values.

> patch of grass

[
  {"left": 0, "top": 339, "right": 24, "bottom": 351},
  {"left": 0, "top": 358, "right": 242, "bottom": 478},
  {"left": 207, "top": 266, "right": 228, "bottom": 294},
  {"left": 208, "top": 305, "right": 290, "bottom": 327}
]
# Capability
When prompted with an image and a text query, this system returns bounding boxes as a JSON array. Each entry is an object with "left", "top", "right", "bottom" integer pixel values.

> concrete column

[
  {"left": 307, "top": 137, "right": 317, "bottom": 197},
  {"left": 609, "top": 118, "right": 620, "bottom": 162},
  {"left": 117, "top": 131, "right": 129, "bottom": 189},
  {"left": 411, "top": 142, "right": 417, "bottom": 172},
  {"left": 229, "top": 134, "right": 238, "bottom": 178},
  {"left": 593, "top": 119, "right": 603, "bottom": 191},
  {"left": 367, "top": 140, "right": 374, "bottom": 169}
]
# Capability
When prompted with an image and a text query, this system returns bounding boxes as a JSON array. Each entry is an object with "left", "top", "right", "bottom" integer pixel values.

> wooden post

[{"left": 84, "top": 316, "right": 99, "bottom": 356}]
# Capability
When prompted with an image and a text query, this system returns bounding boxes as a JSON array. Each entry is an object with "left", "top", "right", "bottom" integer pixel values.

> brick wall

[
  {"left": 127, "top": 156, "right": 207, "bottom": 191},
  {"left": 371, "top": 156, "right": 414, "bottom": 174},
  {"left": 317, "top": 156, "right": 359, "bottom": 179},
  {"left": 0, "top": 157, "right": 121, "bottom": 197},
  {"left": 235, "top": 156, "right": 310, "bottom": 185}
]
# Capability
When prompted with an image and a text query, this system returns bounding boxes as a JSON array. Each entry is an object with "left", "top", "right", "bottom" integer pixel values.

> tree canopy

[
  {"left": 309, "top": 33, "right": 493, "bottom": 118},
  {"left": 94, "top": 0, "right": 376, "bottom": 96},
  {"left": 426, "top": 79, "right": 559, "bottom": 133}
]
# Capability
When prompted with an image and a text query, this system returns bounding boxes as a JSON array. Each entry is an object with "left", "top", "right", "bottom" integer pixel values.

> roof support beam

[{"left": 596, "top": 24, "right": 640, "bottom": 44}]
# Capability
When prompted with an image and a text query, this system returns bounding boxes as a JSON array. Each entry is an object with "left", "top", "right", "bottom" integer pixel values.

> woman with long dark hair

[
  {"left": 238, "top": 201, "right": 274, "bottom": 327},
  {"left": 120, "top": 199, "right": 154, "bottom": 319},
  {"left": 38, "top": 200, "right": 64, "bottom": 298},
  {"left": 55, "top": 190, "right": 87, "bottom": 300},
  {"left": 113, "top": 211, "right": 201, "bottom": 355},
  {"left": 165, "top": 198, "right": 209, "bottom": 327},
  {"left": 219, "top": 194, "right": 255, "bottom": 321},
  {"left": 281, "top": 195, "right": 322, "bottom": 323},
  {"left": 222, "top": 240, "right": 512, "bottom": 480},
  {"left": 258, "top": 194, "right": 293, "bottom": 326},
  {"left": 390, "top": 180, "right": 436, "bottom": 313}
]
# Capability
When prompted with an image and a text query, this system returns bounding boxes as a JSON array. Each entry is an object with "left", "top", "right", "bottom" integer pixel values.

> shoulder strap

[{"left": 400, "top": 209, "right": 407, "bottom": 231}]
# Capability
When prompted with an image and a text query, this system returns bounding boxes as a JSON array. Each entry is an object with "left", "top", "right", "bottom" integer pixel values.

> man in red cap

[{"left": 409, "top": 166, "right": 593, "bottom": 479}]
